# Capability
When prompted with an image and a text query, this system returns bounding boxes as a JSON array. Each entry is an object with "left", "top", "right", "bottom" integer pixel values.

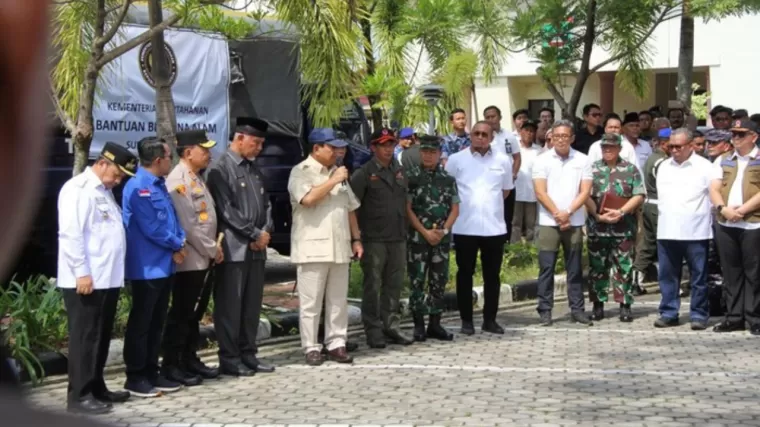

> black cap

[
  {"left": 623, "top": 112, "right": 640, "bottom": 125},
  {"left": 731, "top": 118, "right": 758, "bottom": 133},
  {"left": 101, "top": 142, "right": 137, "bottom": 176},
  {"left": 418, "top": 135, "right": 442, "bottom": 149},
  {"left": 732, "top": 109, "right": 749, "bottom": 119},
  {"left": 521, "top": 119, "right": 538, "bottom": 130},
  {"left": 235, "top": 117, "right": 268, "bottom": 137},
  {"left": 370, "top": 127, "right": 397, "bottom": 145},
  {"left": 177, "top": 130, "right": 217, "bottom": 149}
]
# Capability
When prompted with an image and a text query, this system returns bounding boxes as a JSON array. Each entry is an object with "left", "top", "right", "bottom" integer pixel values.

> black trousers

[
  {"left": 454, "top": 234, "right": 507, "bottom": 323},
  {"left": 214, "top": 259, "right": 264, "bottom": 364},
  {"left": 161, "top": 269, "right": 209, "bottom": 367},
  {"left": 123, "top": 277, "right": 173, "bottom": 382},
  {"left": 715, "top": 225, "right": 760, "bottom": 326},
  {"left": 504, "top": 190, "right": 516, "bottom": 243},
  {"left": 62, "top": 287, "right": 119, "bottom": 403}
]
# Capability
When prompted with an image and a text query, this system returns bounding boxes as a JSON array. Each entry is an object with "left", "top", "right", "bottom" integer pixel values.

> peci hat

[
  {"left": 176, "top": 129, "right": 216, "bottom": 149},
  {"left": 235, "top": 117, "right": 268, "bottom": 137},
  {"left": 418, "top": 135, "right": 442, "bottom": 150},
  {"left": 731, "top": 118, "right": 758, "bottom": 133},
  {"left": 370, "top": 127, "right": 397, "bottom": 145},
  {"left": 101, "top": 142, "right": 138, "bottom": 176},
  {"left": 600, "top": 133, "right": 621, "bottom": 146},
  {"left": 623, "top": 112, "right": 640, "bottom": 125},
  {"left": 308, "top": 128, "right": 348, "bottom": 148},
  {"left": 398, "top": 127, "right": 415, "bottom": 139},
  {"left": 704, "top": 129, "right": 732, "bottom": 143}
]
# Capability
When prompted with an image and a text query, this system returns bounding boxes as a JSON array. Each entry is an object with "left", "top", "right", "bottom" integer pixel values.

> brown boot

[{"left": 327, "top": 347, "right": 354, "bottom": 364}]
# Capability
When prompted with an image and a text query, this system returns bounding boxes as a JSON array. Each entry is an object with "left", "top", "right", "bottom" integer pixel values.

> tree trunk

[
  {"left": 676, "top": 0, "right": 694, "bottom": 111},
  {"left": 72, "top": 61, "right": 100, "bottom": 175},
  {"left": 148, "top": 0, "right": 178, "bottom": 151},
  {"left": 470, "top": 80, "right": 479, "bottom": 122},
  {"left": 360, "top": 17, "right": 383, "bottom": 131}
]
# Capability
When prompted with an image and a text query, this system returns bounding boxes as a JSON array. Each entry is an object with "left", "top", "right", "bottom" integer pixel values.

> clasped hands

[
  {"left": 721, "top": 205, "right": 745, "bottom": 222},
  {"left": 594, "top": 208, "right": 624, "bottom": 224},
  {"left": 422, "top": 228, "right": 446, "bottom": 246},
  {"left": 249, "top": 230, "right": 271, "bottom": 251}
]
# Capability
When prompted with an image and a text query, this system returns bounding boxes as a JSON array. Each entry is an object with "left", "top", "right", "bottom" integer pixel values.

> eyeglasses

[
  {"left": 552, "top": 134, "right": 572, "bottom": 141},
  {"left": 669, "top": 143, "right": 688, "bottom": 150},
  {"left": 732, "top": 132, "right": 748, "bottom": 139}
]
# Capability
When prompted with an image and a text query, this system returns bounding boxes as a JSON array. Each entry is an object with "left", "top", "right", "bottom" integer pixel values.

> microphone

[{"left": 336, "top": 156, "right": 347, "bottom": 186}]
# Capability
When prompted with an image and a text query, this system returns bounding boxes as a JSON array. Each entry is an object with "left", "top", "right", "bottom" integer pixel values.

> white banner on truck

[{"left": 92, "top": 25, "right": 230, "bottom": 158}]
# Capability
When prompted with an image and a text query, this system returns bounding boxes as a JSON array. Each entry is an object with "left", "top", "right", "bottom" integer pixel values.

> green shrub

[{"left": 0, "top": 275, "right": 68, "bottom": 385}]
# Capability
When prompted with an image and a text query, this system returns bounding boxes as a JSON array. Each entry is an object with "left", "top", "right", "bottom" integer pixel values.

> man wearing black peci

[{"left": 206, "top": 117, "right": 276, "bottom": 376}]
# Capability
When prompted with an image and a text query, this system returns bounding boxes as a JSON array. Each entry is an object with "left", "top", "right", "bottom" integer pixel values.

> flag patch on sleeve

[{"left": 138, "top": 189, "right": 151, "bottom": 198}]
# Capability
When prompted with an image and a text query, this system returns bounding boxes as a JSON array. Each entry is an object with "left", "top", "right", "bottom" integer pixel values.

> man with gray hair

[
  {"left": 532, "top": 120, "right": 593, "bottom": 326},
  {"left": 654, "top": 128, "right": 715, "bottom": 330}
]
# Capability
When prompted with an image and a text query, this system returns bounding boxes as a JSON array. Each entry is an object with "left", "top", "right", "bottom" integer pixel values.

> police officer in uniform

[
  {"left": 161, "top": 130, "right": 223, "bottom": 385},
  {"left": 57, "top": 143, "right": 136, "bottom": 414},
  {"left": 405, "top": 135, "right": 459, "bottom": 341},
  {"left": 206, "top": 117, "right": 276, "bottom": 376},
  {"left": 122, "top": 137, "right": 186, "bottom": 397},
  {"left": 350, "top": 127, "right": 414, "bottom": 347}
]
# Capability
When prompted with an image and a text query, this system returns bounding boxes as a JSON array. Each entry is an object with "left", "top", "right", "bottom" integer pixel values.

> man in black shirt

[{"left": 574, "top": 103, "right": 603, "bottom": 154}]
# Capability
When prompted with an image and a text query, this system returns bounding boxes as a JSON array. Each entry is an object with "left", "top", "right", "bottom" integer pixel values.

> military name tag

[{"left": 95, "top": 196, "right": 108, "bottom": 205}]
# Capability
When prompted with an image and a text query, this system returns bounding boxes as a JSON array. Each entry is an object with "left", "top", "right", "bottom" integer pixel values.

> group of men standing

[{"left": 57, "top": 118, "right": 276, "bottom": 414}]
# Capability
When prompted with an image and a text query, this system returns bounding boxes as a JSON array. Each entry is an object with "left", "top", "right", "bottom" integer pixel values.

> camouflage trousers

[
  {"left": 407, "top": 241, "right": 450, "bottom": 316},
  {"left": 587, "top": 235, "right": 636, "bottom": 305}
]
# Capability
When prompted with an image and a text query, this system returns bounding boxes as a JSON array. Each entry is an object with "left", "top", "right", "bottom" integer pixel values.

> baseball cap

[
  {"left": 521, "top": 119, "right": 538, "bottom": 130},
  {"left": 308, "top": 128, "right": 348, "bottom": 147},
  {"left": 731, "top": 119, "right": 758, "bottom": 133},
  {"left": 418, "top": 135, "right": 442, "bottom": 149},
  {"left": 370, "top": 127, "right": 397, "bottom": 145},
  {"left": 704, "top": 129, "right": 732, "bottom": 143},
  {"left": 398, "top": 127, "right": 415, "bottom": 139},
  {"left": 600, "top": 133, "right": 621, "bottom": 146}
]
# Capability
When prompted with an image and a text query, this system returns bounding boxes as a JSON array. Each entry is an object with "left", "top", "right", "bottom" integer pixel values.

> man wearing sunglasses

[{"left": 709, "top": 120, "right": 760, "bottom": 336}]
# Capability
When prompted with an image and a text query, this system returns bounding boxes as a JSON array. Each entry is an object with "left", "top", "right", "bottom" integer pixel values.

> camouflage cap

[
  {"left": 418, "top": 135, "right": 441, "bottom": 150},
  {"left": 600, "top": 133, "right": 621, "bottom": 146}
]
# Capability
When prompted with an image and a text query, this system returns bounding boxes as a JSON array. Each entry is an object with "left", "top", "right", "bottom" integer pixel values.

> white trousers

[{"left": 297, "top": 262, "right": 349, "bottom": 354}]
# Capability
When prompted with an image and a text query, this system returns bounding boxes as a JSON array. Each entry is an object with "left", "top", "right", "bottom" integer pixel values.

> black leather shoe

[
  {"left": 591, "top": 302, "right": 605, "bottom": 321},
  {"left": 93, "top": 389, "right": 130, "bottom": 404},
  {"left": 183, "top": 357, "right": 220, "bottom": 379},
  {"left": 619, "top": 304, "right": 633, "bottom": 323},
  {"left": 481, "top": 320, "right": 505, "bottom": 334},
  {"left": 460, "top": 320, "right": 475, "bottom": 335},
  {"left": 67, "top": 398, "right": 111, "bottom": 415},
  {"left": 750, "top": 324, "right": 760, "bottom": 336},
  {"left": 242, "top": 355, "right": 275, "bottom": 373},
  {"left": 164, "top": 365, "right": 202, "bottom": 386},
  {"left": 427, "top": 314, "right": 453, "bottom": 341},
  {"left": 712, "top": 320, "right": 746, "bottom": 333},
  {"left": 384, "top": 328, "right": 414, "bottom": 345},
  {"left": 413, "top": 314, "right": 427, "bottom": 342},
  {"left": 571, "top": 312, "right": 593, "bottom": 326},
  {"left": 346, "top": 340, "right": 359, "bottom": 352},
  {"left": 539, "top": 311, "right": 553, "bottom": 327},
  {"left": 220, "top": 362, "right": 255, "bottom": 377}
]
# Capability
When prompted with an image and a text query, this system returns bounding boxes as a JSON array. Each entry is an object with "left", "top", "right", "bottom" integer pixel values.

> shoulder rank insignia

[
  {"left": 138, "top": 189, "right": 151, "bottom": 198},
  {"left": 175, "top": 184, "right": 186, "bottom": 195}
]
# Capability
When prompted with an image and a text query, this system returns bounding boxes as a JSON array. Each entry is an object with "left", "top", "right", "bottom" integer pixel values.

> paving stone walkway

[{"left": 26, "top": 294, "right": 760, "bottom": 427}]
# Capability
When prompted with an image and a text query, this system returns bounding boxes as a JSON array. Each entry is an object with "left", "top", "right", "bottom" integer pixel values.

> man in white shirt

[
  {"left": 445, "top": 121, "right": 514, "bottom": 335},
  {"left": 709, "top": 119, "right": 760, "bottom": 336},
  {"left": 512, "top": 119, "right": 542, "bottom": 243},
  {"left": 532, "top": 120, "right": 593, "bottom": 326},
  {"left": 57, "top": 143, "right": 137, "bottom": 414},
  {"left": 484, "top": 106, "right": 521, "bottom": 242},
  {"left": 655, "top": 128, "right": 715, "bottom": 330}
]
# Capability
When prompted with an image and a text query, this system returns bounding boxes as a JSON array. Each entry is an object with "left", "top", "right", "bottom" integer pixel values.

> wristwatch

[
  {"left": 717, "top": 205, "right": 725, "bottom": 213},
  {"left": 442, "top": 228, "right": 450, "bottom": 236}
]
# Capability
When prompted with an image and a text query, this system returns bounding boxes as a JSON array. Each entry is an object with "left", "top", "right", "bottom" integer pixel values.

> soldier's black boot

[
  {"left": 591, "top": 302, "right": 605, "bottom": 321},
  {"left": 427, "top": 314, "right": 454, "bottom": 341},
  {"left": 619, "top": 303, "right": 633, "bottom": 323},
  {"left": 413, "top": 314, "right": 427, "bottom": 342}
]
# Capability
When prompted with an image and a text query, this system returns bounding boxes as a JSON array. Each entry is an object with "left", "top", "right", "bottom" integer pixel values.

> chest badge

[
  {"left": 241, "top": 182, "right": 246, "bottom": 188},
  {"left": 199, "top": 211, "right": 209, "bottom": 222}
]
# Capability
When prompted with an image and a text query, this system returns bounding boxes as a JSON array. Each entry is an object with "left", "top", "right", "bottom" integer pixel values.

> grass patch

[{"left": 348, "top": 243, "right": 588, "bottom": 299}]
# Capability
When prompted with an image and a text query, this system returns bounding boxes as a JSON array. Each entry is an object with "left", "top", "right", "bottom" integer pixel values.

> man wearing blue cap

[
  {"left": 633, "top": 127, "right": 672, "bottom": 291},
  {"left": 288, "top": 128, "right": 363, "bottom": 365},
  {"left": 395, "top": 127, "right": 417, "bottom": 165}
]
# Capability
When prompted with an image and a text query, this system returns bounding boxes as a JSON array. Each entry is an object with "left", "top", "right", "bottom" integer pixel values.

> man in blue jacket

[{"left": 122, "top": 137, "right": 186, "bottom": 398}]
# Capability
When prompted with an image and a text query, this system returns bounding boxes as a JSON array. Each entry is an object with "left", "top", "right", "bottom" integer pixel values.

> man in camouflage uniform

[
  {"left": 584, "top": 134, "right": 646, "bottom": 322},
  {"left": 405, "top": 136, "right": 460, "bottom": 341}
]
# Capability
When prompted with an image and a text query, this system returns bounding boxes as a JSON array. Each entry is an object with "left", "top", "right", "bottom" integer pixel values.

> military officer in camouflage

[
  {"left": 405, "top": 136, "right": 460, "bottom": 342},
  {"left": 584, "top": 133, "right": 646, "bottom": 322}
]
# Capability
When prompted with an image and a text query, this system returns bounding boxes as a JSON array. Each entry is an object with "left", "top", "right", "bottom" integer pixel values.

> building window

[{"left": 528, "top": 99, "right": 554, "bottom": 120}]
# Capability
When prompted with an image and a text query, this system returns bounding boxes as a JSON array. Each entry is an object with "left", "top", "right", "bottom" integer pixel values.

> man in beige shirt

[
  {"left": 163, "top": 130, "right": 224, "bottom": 384},
  {"left": 288, "top": 128, "right": 363, "bottom": 366}
]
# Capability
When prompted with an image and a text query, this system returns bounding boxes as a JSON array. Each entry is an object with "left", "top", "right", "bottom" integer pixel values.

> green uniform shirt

[
  {"left": 406, "top": 164, "right": 460, "bottom": 245},
  {"left": 587, "top": 158, "right": 645, "bottom": 237},
  {"left": 643, "top": 148, "right": 668, "bottom": 200},
  {"left": 350, "top": 157, "right": 408, "bottom": 242}
]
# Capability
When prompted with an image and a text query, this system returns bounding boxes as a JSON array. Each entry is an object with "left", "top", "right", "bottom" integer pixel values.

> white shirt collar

[
  {"left": 729, "top": 146, "right": 759, "bottom": 160},
  {"left": 550, "top": 147, "right": 576, "bottom": 159}
]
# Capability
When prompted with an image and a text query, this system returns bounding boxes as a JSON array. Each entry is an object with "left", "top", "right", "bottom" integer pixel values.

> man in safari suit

[{"left": 162, "top": 130, "right": 224, "bottom": 385}]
